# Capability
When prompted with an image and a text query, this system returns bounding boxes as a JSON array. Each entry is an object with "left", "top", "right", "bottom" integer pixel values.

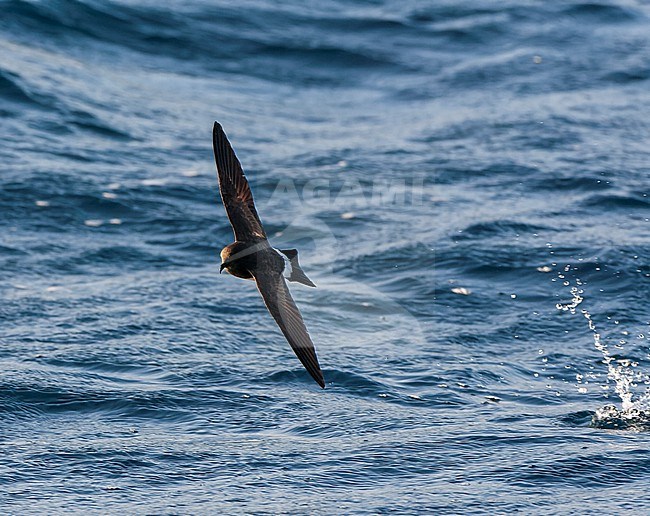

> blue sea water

[{"left": 1, "top": 0, "right": 650, "bottom": 513}]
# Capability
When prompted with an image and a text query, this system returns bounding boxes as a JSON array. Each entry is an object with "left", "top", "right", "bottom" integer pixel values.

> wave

[
  {"left": 0, "top": 69, "right": 39, "bottom": 106},
  {"left": 1, "top": 0, "right": 403, "bottom": 87},
  {"left": 455, "top": 220, "right": 551, "bottom": 241},
  {"left": 561, "top": 2, "right": 639, "bottom": 22},
  {"left": 582, "top": 193, "right": 650, "bottom": 210}
]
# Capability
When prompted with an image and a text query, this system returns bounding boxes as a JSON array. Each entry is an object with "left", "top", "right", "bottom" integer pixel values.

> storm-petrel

[{"left": 212, "top": 121, "right": 325, "bottom": 389}]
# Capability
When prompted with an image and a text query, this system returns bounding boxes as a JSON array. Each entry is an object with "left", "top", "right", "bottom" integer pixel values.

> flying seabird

[{"left": 212, "top": 121, "right": 325, "bottom": 389}]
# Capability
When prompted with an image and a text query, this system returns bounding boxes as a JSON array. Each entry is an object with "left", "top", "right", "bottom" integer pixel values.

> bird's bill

[{"left": 220, "top": 262, "right": 227, "bottom": 273}]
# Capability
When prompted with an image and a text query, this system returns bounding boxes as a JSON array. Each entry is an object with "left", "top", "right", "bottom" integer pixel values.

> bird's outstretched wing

[
  {"left": 254, "top": 270, "right": 325, "bottom": 388},
  {"left": 212, "top": 122, "right": 266, "bottom": 241}
]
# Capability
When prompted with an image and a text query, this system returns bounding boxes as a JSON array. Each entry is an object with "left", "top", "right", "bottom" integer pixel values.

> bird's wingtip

[
  {"left": 212, "top": 121, "right": 226, "bottom": 150},
  {"left": 316, "top": 374, "right": 326, "bottom": 389}
]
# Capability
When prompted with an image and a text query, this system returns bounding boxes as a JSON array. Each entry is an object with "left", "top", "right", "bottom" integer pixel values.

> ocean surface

[{"left": 1, "top": 0, "right": 649, "bottom": 513}]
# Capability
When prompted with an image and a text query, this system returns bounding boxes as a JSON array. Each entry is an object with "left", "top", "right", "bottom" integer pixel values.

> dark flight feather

[
  {"left": 254, "top": 269, "right": 325, "bottom": 388},
  {"left": 212, "top": 122, "right": 266, "bottom": 241}
]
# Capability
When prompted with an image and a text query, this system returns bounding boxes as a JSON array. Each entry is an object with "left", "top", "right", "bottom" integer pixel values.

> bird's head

[
  {"left": 219, "top": 241, "right": 258, "bottom": 279},
  {"left": 220, "top": 245, "right": 231, "bottom": 274},
  {"left": 220, "top": 243, "right": 240, "bottom": 274}
]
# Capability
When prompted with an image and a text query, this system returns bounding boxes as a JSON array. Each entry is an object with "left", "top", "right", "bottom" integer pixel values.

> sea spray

[{"left": 556, "top": 267, "right": 650, "bottom": 429}]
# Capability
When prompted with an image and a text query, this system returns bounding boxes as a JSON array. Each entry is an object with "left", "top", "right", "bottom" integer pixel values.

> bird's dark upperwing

[
  {"left": 254, "top": 270, "right": 325, "bottom": 388},
  {"left": 212, "top": 122, "right": 266, "bottom": 241}
]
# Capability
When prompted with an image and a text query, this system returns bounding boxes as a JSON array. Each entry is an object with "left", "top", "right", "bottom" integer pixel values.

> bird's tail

[{"left": 279, "top": 249, "right": 316, "bottom": 288}]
